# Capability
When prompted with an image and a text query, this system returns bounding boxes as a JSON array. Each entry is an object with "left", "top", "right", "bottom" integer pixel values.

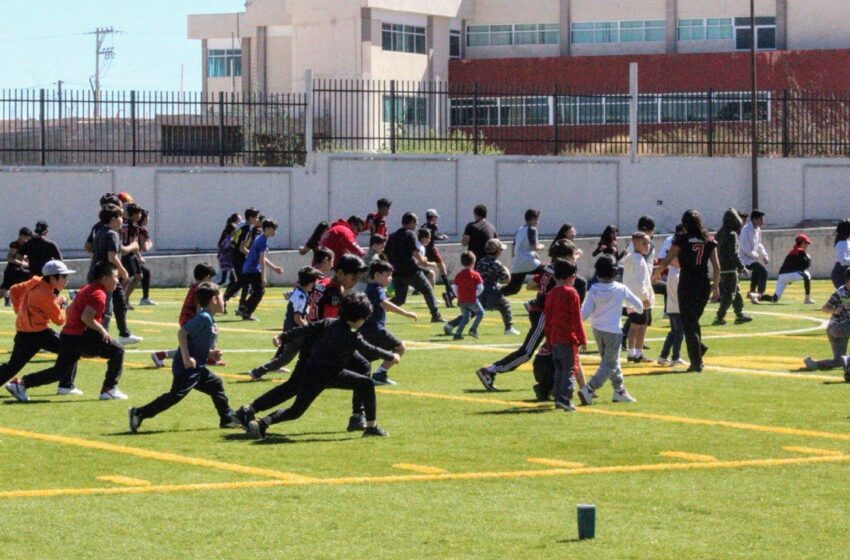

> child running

[
  {"left": 360, "top": 260, "right": 417, "bottom": 385},
  {"left": 803, "top": 267, "right": 850, "bottom": 378},
  {"left": 422, "top": 209, "right": 453, "bottom": 308},
  {"left": 578, "top": 255, "right": 643, "bottom": 405},
  {"left": 246, "top": 292, "right": 398, "bottom": 439},
  {"left": 452, "top": 251, "right": 484, "bottom": 340},
  {"left": 238, "top": 219, "right": 284, "bottom": 321},
  {"left": 544, "top": 259, "right": 587, "bottom": 411},
  {"left": 247, "top": 266, "right": 322, "bottom": 380},
  {"left": 129, "top": 282, "right": 238, "bottom": 432}
]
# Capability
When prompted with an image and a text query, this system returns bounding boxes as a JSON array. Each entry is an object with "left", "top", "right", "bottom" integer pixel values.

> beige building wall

[
  {"left": 676, "top": 0, "right": 776, "bottom": 19},
  {"left": 571, "top": 0, "right": 666, "bottom": 21},
  {"left": 787, "top": 1, "right": 850, "bottom": 50},
  {"left": 465, "top": 0, "right": 560, "bottom": 59}
]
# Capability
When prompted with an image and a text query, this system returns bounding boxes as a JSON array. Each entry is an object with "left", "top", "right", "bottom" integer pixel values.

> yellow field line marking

[
  {"left": 392, "top": 463, "right": 449, "bottom": 475},
  {"left": 527, "top": 458, "right": 585, "bottom": 468},
  {"left": 377, "top": 388, "right": 850, "bottom": 442},
  {"left": 0, "top": 426, "right": 314, "bottom": 483},
  {"left": 125, "top": 362, "right": 148, "bottom": 368},
  {"left": 659, "top": 451, "right": 718, "bottom": 463},
  {"left": 706, "top": 365, "right": 839, "bottom": 382},
  {"left": 3, "top": 453, "right": 849, "bottom": 500},
  {"left": 139, "top": 329, "right": 161, "bottom": 334},
  {"left": 783, "top": 446, "right": 844, "bottom": 457},
  {"left": 97, "top": 475, "right": 152, "bottom": 487}
]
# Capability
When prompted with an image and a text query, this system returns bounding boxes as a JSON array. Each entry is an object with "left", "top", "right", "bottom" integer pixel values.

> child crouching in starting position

[{"left": 129, "top": 282, "right": 238, "bottom": 432}]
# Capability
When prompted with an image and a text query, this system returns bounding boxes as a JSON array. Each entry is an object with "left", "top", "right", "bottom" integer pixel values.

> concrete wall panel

[{"left": 803, "top": 165, "right": 850, "bottom": 221}]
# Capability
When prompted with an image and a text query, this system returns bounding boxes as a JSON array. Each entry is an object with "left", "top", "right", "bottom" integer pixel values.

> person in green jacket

[{"left": 714, "top": 208, "right": 753, "bottom": 325}]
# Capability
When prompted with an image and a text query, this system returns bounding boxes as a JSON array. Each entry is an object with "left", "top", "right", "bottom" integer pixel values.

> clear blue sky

[{"left": 0, "top": 0, "right": 245, "bottom": 92}]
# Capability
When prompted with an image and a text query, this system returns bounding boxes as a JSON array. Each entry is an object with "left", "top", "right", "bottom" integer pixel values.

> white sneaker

[
  {"left": 657, "top": 358, "right": 672, "bottom": 366},
  {"left": 504, "top": 327, "right": 521, "bottom": 335},
  {"left": 100, "top": 387, "right": 129, "bottom": 400},
  {"left": 671, "top": 358, "right": 689, "bottom": 367},
  {"left": 5, "top": 379, "right": 29, "bottom": 402},
  {"left": 578, "top": 385, "right": 594, "bottom": 406},
  {"left": 150, "top": 352, "right": 166, "bottom": 368},
  {"left": 56, "top": 387, "right": 84, "bottom": 396},
  {"left": 804, "top": 297, "right": 816, "bottom": 305},
  {"left": 139, "top": 297, "right": 158, "bottom": 306},
  {"left": 612, "top": 390, "right": 637, "bottom": 403},
  {"left": 118, "top": 334, "right": 143, "bottom": 345}
]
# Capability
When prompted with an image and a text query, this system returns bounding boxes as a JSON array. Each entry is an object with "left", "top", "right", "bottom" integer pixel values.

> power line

[{"left": 86, "top": 27, "right": 121, "bottom": 117}]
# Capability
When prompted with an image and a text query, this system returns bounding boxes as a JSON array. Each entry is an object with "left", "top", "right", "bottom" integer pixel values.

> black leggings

[
  {"left": 262, "top": 369, "right": 377, "bottom": 426},
  {"left": 141, "top": 265, "right": 151, "bottom": 299},
  {"left": 678, "top": 277, "right": 710, "bottom": 368}
]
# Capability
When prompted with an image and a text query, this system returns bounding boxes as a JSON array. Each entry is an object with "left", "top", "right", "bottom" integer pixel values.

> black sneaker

[
  {"left": 712, "top": 318, "right": 727, "bottom": 326},
  {"left": 468, "top": 330, "right": 479, "bottom": 339},
  {"left": 347, "top": 414, "right": 367, "bottom": 432},
  {"left": 700, "top": 344, "right": 709, "bottom": 357},
  {"left": 220, "top": 411, "right": 241, "bottom": 429},
  {"left": 247, "top": 419, "right": 267, "bottom": 439},
  {"left": 363, "top": 425, "right": 389, "bottom": 437},
  {"left": 554, "top": 398, "right": 576, "bottom": 412},
  {"left": 475, "top": 367, "right": 496, "bottom": 392},
  {"left": 453, "top": 333, "right": 463, "bottom": 340},
  {"left": 128, "top": 407, "right": 143, "bottom": 433},
  {"left": 686, "top": 364, "right": 704, "bottom": 373},
  {"left": 372, "top": 371, "right": 397, "bottom": 386},
  {"left": 533, "top": 384, "right": 550, "bottom": 402},
  {"left": 234, "top": 405, "right": 254, "bottom": 429},
  {"left": 442, "top": 292, "right": 454, "bottom": 308},
  {"left": 431, "top": 314, "right": 445, "bottom": 323},
  {"left": 734, "top": 315, "right": 753, "bottom": 324}
]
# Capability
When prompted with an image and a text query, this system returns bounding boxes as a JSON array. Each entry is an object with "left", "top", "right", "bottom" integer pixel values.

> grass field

[{"left": 1, "top": 279, "right": 849, "bottom": 559}]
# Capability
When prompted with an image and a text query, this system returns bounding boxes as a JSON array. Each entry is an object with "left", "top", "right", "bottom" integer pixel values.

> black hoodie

[{"left": 716, "top": 209, "right": 744, "bottom": 273}]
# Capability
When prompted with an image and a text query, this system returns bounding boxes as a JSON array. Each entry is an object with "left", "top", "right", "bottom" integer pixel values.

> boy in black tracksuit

[
  {"left": 714, "top": 208, "right": 753, "bottom": 325},
  {"left": 247, "top": 292, "right": 398, "bottom": 439}
]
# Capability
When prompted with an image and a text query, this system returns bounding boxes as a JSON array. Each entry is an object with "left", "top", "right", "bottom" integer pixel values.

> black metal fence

[{"left": 3, "top": 83, "right": 850, "bottom": 166}]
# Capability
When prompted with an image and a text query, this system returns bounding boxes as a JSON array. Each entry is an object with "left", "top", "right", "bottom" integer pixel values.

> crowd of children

[{"left": 0, "top": 194, "right": 845, "bottom": 439}]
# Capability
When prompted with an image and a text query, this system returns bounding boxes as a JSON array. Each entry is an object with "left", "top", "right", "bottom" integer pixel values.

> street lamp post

[{"left": 750, "top": 0, "right": 759, "bottom": 209}]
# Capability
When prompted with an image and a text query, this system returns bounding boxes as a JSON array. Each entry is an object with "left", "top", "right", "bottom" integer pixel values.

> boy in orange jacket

[{"left": 0, "top": 260, "right": 79, "bottom": 394}]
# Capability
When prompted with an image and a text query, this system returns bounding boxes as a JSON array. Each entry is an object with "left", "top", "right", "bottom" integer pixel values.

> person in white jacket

[
  {"left": 578, "top": 255, "right": 644, "bottom": 406},
  {"left": 739, "top": 210, "right": 769, "bottom": 300},
  {"left": 622, "top": 232, "right": 655, "bottom": 363}
]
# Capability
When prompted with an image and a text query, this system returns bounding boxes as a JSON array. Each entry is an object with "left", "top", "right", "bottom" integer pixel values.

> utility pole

[
  {"left": 86, "top": 27, "right": 119, "bottom": 118},
  {"left": 749, "top": 0, "right": 759, "bottom": 210}
]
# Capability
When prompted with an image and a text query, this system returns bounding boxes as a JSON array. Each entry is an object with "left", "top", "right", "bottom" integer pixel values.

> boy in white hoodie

[
  {"left": 622, "top": 232, "right": 654, "bottom": 363},
  {"left": 579, "top": 255, "right": 644, "bottom": 405}
]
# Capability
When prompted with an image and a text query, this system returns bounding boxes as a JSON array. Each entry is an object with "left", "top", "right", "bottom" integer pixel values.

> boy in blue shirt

[
  {"left": 128, "top": 282, "right": 238, "bottom": 432},
  {"left": 361, "top": 260, "right": 416, "bottom": 385},
  {"left": 248, "top": 266, "right": 322, "bottom": 380},
  {"left": 239, "top": 219, "right": 283, "bottom": 321}
]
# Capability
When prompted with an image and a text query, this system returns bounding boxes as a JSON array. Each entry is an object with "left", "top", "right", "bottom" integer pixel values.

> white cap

[
  {"left": 42, "top": 260, "right": 76, "bottom": 276},
  {"left": 425, "top": 209, "right": 440, "bottom": 218}
]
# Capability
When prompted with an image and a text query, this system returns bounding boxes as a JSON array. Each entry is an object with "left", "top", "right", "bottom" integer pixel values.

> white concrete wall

[{"left": 4, "top": 154, "right": 850, "bottom": 266}]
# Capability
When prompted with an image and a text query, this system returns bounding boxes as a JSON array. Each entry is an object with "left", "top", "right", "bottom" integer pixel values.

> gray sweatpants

[
  {"left": 587, "top": 329, "right": 625, "bottom": 392},
  {"left": 813, "top": 324, "right": 850, "bottom": 370}
]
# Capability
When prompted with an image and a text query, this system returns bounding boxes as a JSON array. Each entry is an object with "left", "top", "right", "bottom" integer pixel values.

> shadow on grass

[
  {"left": 104, "top": 427, "right": 222, "bottom": 436},
  {"left": 2, "top": 398, "right": 102, "bottom": 405},
  {"left": 822, "top": 380, "right": 849, "bottom": 386},
  {"left": 462, "top": 388, "right": 514, "bottom": 394},
  {"left": 477, "top": 406, "right": 551, "bottom": 415},
  {"left": 222, "top": 432, "right": 360, "bottom": 445}
]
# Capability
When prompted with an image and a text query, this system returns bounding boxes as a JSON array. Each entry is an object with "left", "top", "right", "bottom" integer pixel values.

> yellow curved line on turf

[
  {"left": 783, "top": 446, "right": 844, "bottom": 457},
  {"left": 526, "top": 458, "right": 585, "bottom": 468},
  {"left": 1, "top": 453, "right": 848, "bottom": 500},
  {"left": 392, "top": 463, "right": 449, "bottom": 474},
  {"left": 659, "top": 451, "right": 718, "bottom": 463},
  {"left": 0, "top": 426, "right": 314, "bottom": 483},
  {"left": 97, "top": 475, "right": 152, "bottom": 486}
]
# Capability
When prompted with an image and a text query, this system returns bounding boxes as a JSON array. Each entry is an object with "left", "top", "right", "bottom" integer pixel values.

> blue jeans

[
  {"left": 551, "top": 343, "right": 576, "bottom": 403},
  {"left": 660, "top": 313, "right": 684, "bottom": 361},
  {"left": 455, "top": 301, "right": 484, "bottom": 336}
]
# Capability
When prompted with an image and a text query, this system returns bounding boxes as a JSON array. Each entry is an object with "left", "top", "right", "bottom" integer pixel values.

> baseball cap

[
  {"left": 795, "top": 233, "right": 812, "bottom": 245},
  {"left": 425, "top": 209, "right": 440, "bottom": 218},
  {"left": 34, "top": 221, "right": 48, "bottom": 235},
  {"left": 117, "top": 192, "right": 135, "bottom": 204},
  {"left": 485, "top": 239, "right": 505, "bottom": 254},
  {"left": 336, "top": 254, "right": 368, "bottom": 274},
  {"left": 41, "top": 260, "right": 76, "bottom": 276}
]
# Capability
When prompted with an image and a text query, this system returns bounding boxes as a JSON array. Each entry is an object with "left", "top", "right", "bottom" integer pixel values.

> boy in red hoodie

[
  {"left": 320, "top": 216, "right": 366, "bottom": 267},
  {"left": 544, "top": 259, "right": 587, "bottom": 412}
]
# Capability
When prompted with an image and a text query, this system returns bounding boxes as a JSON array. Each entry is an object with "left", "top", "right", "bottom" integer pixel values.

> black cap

[
  {"left": 34, "top": 221, "right": 48, "bottom": 235},
  {"left": 750, "top": 210, "right": 765, "bottom": 220},
  {"left": 336, "top": 254, "right": 367, "bottom": 274}
]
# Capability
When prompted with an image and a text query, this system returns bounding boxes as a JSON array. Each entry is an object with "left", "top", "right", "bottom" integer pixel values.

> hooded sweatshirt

[
  {"left": 716, "top": 208, "right": 744, "bottom": 273},
  {"left": 581, "top": 281, "right": 644, "bottom": 334},
  {"left": 320, "top": 219, "right": 365, "bottom": 267},
  {"left": 10, "top": 276, "right": 65, "bottom": 333}
]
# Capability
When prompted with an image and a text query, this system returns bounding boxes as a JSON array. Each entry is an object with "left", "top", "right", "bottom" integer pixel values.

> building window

[
  {"left": 450, "top": 30, "right": 461, "bottom": 58},
  {"left": 383, "top": 96, "right": 427, "bottom": 126},
  {"left": 450, "top": 92, "right": 770, "bottom": 127},
  {"left": 381, "top": 23, "right": 426, "bottom": 54},
  {"left": 734, "top": 17, "right": 776, "bottom": 50},
  {"left": 571, "top": 21, "right": 664, "bottom": 44},
  {"left": 466, "top": 24, "right": 559, "bottom": 47},
  {"left": 678, "top": 18, "right": 733, "bottom": 41},
  {"left": 207, "top": 49, "right": 241, "bottom": 78}
]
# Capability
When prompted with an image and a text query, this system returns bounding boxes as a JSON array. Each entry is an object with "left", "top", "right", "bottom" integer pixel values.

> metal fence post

[
  {"left": 389, "top": 80, "right": 397, "bottom": 154},
  {"left": 130, "top": 91, "right": 137, "bottom": 166},
  {"left": 472, "top": 82, "right": 479, "bottom": 155},
  {"left": 39, "top": 89, "right": 46, "bottom": 166},
  {"left": 305, "top": 69, "right": 314, "bottom": 157},
  {"left": 552, "top": 85, "right": 560, "bottom": 156},
  {"left": 707, "top": 89, "right": 714, "bottom": 157},
  {"left": 218, "top": 91, "right": 225, "bottom": 167},
  {"left": 782, "top": 89, "right": 790, "bottom": 157},
  {"left": 628, "top": 63, "right": 638, "bottom": 163}
]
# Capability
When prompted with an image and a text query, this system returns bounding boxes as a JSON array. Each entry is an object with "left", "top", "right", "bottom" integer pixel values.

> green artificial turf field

[{"left": 0, "top": 280, "right": 848, "bottom": 559}]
